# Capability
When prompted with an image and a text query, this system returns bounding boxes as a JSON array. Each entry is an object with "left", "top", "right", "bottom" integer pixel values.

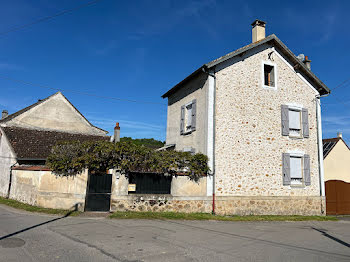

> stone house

[
  {"left": 0, "top": 92, "right": 109, "bottom": 210},
  {"left": 158, "top": 20, "right": 331, "bottom": 215},
  {"left": 0, "top": 91, "right": 211, "bottom": 213},
  {"left": 323, "top": 133, "right": 350, "bottom": 215}
]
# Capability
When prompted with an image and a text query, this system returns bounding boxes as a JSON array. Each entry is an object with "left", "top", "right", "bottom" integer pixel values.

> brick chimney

[
  {"left": 251, "top": 19, "right": 266, "bottom": 43},
  {"left": 1, "top": 110, "right": 8, "bottom": 120},
  {"left": 303, "top": 56, "right": 311, "bottom": 70},
  {"left": 113, "top": 122, "right": 120, "bottom": 143}
]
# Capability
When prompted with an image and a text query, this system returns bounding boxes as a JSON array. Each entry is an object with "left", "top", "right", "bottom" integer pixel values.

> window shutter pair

[
  {"left": 282, "top": 153, "right": 310, "bottom": 186},
  {"left": 281, "top": 105, "right": 309, "bottom": 138},
  {"left": 180, "top": 99, "right": 196, "bottom": 135}
]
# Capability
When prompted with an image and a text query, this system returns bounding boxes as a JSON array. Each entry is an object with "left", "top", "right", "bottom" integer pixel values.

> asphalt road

[{"left": 1, "top": 205, "right": 350, "bottom": 262}]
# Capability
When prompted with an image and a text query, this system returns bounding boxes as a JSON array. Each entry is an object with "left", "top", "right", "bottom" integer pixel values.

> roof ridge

[
  {"left": 162, "top": 34, "right": 330, "bottom": 98},
  {"left": 0, "top": 92, "right": 108, "bottom": 134},
  {"left": 1, "top": 125, "right": 109, "bottom": 138},
  {"left": 0, "top": 92, "right": 60, "bottom": 123}
]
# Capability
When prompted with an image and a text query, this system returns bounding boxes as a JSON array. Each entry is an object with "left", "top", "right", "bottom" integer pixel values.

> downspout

[
  {"left": 316, "top": 93, "right": 329, "bottom": 214},
  {"left": 7, "top": 161, "right": 17, "bottom": 199},
  {"left": 203, "top": 66, "right": 216, "bottom": 214}
]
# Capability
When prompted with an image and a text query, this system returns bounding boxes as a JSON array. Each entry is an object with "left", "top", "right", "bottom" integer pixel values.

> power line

[
  {"left": 0, "top": 0, "right": 103, "bottom": 37},
  {"left": 0, "top": 75, "right": 166, "bottom": 105},
  {"left": 332, "top": 77, "right": 350, "bottom": 91}
]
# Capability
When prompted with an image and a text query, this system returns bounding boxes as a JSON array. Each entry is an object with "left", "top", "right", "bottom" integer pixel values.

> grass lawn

[
  {"left": 109, "top": 211, "right": 338, "bottom": 221},
  {"left": 0, "top": 196, "right": 80, "bottom": 216}
]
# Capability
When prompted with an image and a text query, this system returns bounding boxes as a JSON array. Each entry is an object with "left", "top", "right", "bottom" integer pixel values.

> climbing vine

[{"left": 46, "top": 141, "right": 209, "bottom": 181}]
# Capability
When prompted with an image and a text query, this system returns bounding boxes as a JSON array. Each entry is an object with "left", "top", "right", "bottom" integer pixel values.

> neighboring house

[
  {"left": 0, "top": 92, "right": 109, "bottom": 210},
  {"left": 158, "top": 20, "right": 331, "bottom": 215},
  {"left": 323, "top": 133, "right": 350, "bottom": 215}
]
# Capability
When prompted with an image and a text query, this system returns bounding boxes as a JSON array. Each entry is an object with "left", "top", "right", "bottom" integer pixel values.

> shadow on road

[
  {"left": 0, "top": 209, "right": 75, "bottom": 241},
  {"left": 312, "top": 227, "right": 350, "bottom": 248}
]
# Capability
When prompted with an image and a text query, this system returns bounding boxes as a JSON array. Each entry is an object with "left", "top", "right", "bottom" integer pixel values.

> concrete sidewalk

[{"left": 1, "top": 204, "right": 350, "bottom": 261}]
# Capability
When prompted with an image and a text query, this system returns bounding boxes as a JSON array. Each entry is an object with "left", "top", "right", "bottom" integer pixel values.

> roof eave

[
  {"left": 161, "top": 66, "right": 207, "bottom": 98},
  {"left": 271, "top": 36, "right": 330, "bottom": 95},
  {"left": 207, "top": 35, "right": 330, "bottom": 96},
  {"left": 161, "top": 34, "right": 330, "bottom": 99}
]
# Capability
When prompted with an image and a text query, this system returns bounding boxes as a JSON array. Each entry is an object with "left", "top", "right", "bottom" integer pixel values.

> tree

[
  {"left": 47, "top": 141, "right": 209, "bottom": 181},
  {"left": 120, "top": 137, "right": 165, "bottom": 149}
]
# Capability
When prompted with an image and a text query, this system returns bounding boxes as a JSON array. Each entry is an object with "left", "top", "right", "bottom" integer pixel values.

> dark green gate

[{"left": 85, "top": 172, "right": 112, "bottom": 212}]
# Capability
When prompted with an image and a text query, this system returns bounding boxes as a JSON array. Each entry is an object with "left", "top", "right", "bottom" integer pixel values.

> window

[
  {"left": 288, "top": 109, "right": 302, "bottom": 137},
  {"left": 128, "top": 173, "right": 172, "bottom": 194},
  {"left": 264, "top": 64, "right": 275, "bottom": 87},
  {"left": 185, "top": 103, "right": 192, "bottom": 133},
  {"left": 282, "top": 153, "right": 310, "bottom": 186},
  {"left": 180, "top": 99, "right": 196, "bottom": 135},
  {"left": 281, "top": 105, "right": 309, "bottom": 138},
  {"left": 290, "top": 156, "right": 303, "bottom": 185}
]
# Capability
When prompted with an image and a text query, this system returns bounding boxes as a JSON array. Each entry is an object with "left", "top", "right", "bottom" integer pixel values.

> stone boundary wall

[
  {"left": 9, "top": 169, "right": 88, "bottom": 211},
  {"left": 111, "top": 195, "right": 325, "bottom": 216}
]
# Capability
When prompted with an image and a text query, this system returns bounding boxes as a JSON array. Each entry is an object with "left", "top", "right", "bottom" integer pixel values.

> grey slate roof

[
  {"left": 322, "top": 137, "right": 350, "bottom": 159},
  {"left": 162, "top": 34, "right": 330, "bottom": 98},
  {"left": 323, "top": 138, "right": 340, "bottom": 158}
]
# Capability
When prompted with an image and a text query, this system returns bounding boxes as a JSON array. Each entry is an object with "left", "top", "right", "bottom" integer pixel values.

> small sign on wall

[{"left": 128, "top": 184, "right": 136, "bottom": 192}]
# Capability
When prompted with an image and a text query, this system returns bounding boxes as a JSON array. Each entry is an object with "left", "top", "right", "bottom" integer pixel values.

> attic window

[{"left": 264, "top": 64, "right": 275, "bottom": 87}]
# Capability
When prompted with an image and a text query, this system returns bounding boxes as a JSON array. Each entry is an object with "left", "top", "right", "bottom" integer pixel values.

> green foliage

[
  {"left": 47, "top": 141, "right": 209, "bottom": 181},
  {"left": 120, "top": 137, "right": 165, "bottom": 149}
]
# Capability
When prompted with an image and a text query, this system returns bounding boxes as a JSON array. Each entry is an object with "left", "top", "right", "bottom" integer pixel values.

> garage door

[{"left": 325, "top": 180, "right": 350, "bottom": 215}]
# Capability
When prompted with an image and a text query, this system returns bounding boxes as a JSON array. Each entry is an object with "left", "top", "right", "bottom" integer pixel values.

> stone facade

[
  {"left": 111, "top": 196, "right": 211, "bottom": 213},
  {"left": 214, "top": 44, "right": 320, "bottom": 197},
  {"left": 110, "top": 174, "right": 209, "bottom": 212},
  {"left": 162, "top": 42, "right": 326, "bottom": 215},
  {"left": 111, "top": 195, "right": 324, "bottom": 216}
]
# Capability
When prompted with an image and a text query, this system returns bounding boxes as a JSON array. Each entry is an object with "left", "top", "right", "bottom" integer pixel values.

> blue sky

[{"left": 0, "top": 0, "right": 349, "bottom": 142}]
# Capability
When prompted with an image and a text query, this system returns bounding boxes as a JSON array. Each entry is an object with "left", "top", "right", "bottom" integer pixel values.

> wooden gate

[
  {"left": 85, "top": 172, "right": 112, "bottom": 212},
  {"left": 325, "top": 180, "right": 350, "bottom": 215}
]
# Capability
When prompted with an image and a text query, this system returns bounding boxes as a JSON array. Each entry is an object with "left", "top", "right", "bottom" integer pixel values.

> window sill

[
  {"left": 288, "top": 135, "right": 304, "bottom": 140},
  {"left": 127, "top": 193, "right": 172, "bottom": 196},
  {"left": 182, "top": 130, "right": 193, "bottom": 136},
  {"left": 262, "top": 85, "right": 277, "bottom": 91},
  {"left": 288, "top": 184, "right": 306, "bottom": 189}
]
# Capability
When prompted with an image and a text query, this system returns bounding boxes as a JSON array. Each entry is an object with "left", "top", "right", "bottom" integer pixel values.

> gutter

[
  {"left": 202, "top": 66, "right": 216, "bottom": 214},
  {"left": 315, "top": 93, "right": 329, "bottom": 213}
]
